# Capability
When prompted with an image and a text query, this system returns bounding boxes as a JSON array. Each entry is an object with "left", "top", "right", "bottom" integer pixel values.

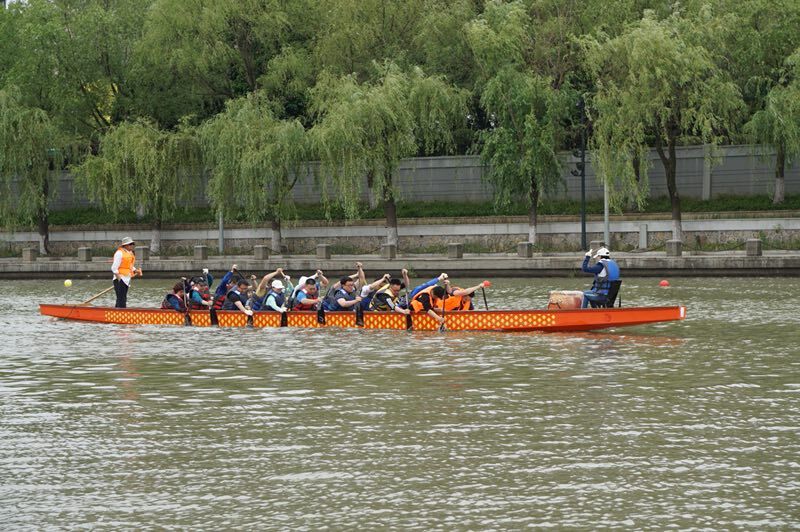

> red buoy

[{"left": 659, "top": 279, "right": 670, "bottom": 287}]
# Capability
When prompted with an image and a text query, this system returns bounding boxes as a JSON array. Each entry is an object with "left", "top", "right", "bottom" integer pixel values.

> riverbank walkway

[{"left": 3, "top": 248, "right": 799, "bottom": 279}]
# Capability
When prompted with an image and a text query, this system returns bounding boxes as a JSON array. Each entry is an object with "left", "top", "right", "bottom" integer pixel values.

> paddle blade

[
  {"left": 280, "top": 311, "right": 288, "bottom": 327},
  {"left": 405, "top": 313, "right": 413, "bottom": 331},
  {"left": 317, "top": 307, "right": 326, "bottom": 325}
]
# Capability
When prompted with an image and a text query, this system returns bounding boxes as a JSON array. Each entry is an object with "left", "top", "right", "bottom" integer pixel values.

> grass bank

[{"left": 47, "top": 194, "right": 800, "bottom": 226}]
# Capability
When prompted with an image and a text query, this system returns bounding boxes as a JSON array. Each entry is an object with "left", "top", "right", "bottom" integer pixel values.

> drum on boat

[{"left": 547, "top": 290, "right": 583, "bottom": 310}]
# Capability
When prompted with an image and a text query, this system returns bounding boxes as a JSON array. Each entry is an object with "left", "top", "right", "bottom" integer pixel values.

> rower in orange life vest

[
  {"left": 409, "top": 285, "right": 447, "bottom": 327},
  {"left": 441, "top": 279, "right": 491, "bottom": 311},
  {"left": 581, "top": 247, "right": 621, "bottom": 308},
  {"left": 111, "top": 236, "right": 142, "bottom": 308}
]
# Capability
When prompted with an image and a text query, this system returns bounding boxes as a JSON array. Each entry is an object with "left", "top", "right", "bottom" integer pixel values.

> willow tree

[
  {"left": 309, "top": 64, "right": 467, "bottom": 246},
  {"left": 200, "top": 92, "right": 308, "bottom": 253},
  {"left": 465, "top": 1, "right": 571, "bottom": 244},
  {"left": 583, "top": 11, "right": 743, "bottom": 241},
  {"left": 0, "top": 87, "right": 70, "bottom": 254},
  {"left": 744, "top": 59, "right": 800, "bottom": 204},
  {"left": 74, "top": 119, "right": 201, "bottom": 254}
]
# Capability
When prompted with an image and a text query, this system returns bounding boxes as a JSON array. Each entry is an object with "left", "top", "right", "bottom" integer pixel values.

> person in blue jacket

[{"left": 581, "top": 247, "right": 620, "bottom": 308}]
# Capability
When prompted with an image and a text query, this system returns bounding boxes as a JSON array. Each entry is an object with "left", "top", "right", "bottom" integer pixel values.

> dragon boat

[{"left": 39, "top": 304, "right": 686, "bottom": 332}]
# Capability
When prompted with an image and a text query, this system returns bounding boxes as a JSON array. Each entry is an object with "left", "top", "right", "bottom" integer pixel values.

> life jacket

[
  {"left": 161, "top": 292, "right": 185, "bottom": 311},
  {"left": 212, "top": 294, "right": 226, "bottom": 310},
  {"left": 221, "top": 289, "right": 242, "bottom": 311},
  {"left": 410, "top": 285, "right": 443, "bottom": 314},
  {"left": 116, "top": 247, "right": 136, "bottom": 277},
  {"left": 371, "top": 284, "right": 400, "bottom": 311},
  {"left": 324, "top": 287, "right": 355, "bottom": 311},
  {"left": 293, "top": 290, "right": 317, "bottom": 311},
  {"left": 443, "top": 289, "right": 472, "bottom": 311},
  {"left": 593, "top": 258, "right": 621, "bottom": 294},
  {"left": 188, "top": 285, "right": 211, "bottom": 310},
  {"left": 264, "top": 289, "right": 286, "bottom": 311}
]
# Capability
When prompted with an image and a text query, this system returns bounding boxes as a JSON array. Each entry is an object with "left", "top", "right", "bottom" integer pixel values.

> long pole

[
  {"left": 579, "top": 98, "right": 587, "bottom": 250},
  {"left": 603, "top": 180, "right": 610, "bottom": 246}
]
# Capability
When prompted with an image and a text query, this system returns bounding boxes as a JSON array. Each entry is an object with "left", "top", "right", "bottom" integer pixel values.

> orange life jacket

[
  {"left": 443, "top": 292, "right": 471, "bottom": 311},
  {"left": 410, "top": 286, "right": 443, "bottom": 314},
  {"left": 116, "top": 247, "right": 136, "bottom": 277}
]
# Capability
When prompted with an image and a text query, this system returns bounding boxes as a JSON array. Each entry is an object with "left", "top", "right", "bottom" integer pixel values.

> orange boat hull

[{"left": 39, "top": 304, "right": 686, "bottom": 332}]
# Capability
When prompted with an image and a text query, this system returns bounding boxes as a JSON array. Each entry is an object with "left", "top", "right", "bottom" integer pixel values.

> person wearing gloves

[{"left": 580, "top": 247, "right": 621, "bottom": 308}]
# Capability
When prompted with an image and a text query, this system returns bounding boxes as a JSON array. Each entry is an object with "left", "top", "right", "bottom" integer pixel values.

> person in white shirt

[{"left": 110, "top": 237, "right": 142, "bottom": 308}]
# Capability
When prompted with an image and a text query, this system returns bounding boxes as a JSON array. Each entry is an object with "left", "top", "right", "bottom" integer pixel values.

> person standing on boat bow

[
  {"left": 581, "top": 247, "right": 620, "bottom": 308},
  {"left": 111, "top": 237, "right": 142, "bottom": 308}
]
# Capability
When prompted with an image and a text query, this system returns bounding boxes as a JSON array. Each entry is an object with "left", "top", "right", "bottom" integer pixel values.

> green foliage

[
  {"left": 199, "top": 91, "right": 309, "bottom": 224},
  {"left": 72, "top": 119, "right": 202, "bottom": 223},
  {"left": 0, "top": 87, "right": 71, "bottom": 231},
  {"left": 309, "top": 64, "right": 467, "bottom": 219},
  {"left": 466, "top": 2, "right": 572, "bottom": 220},
  {"left": 583, "top": 10, "right": 744, "bottom": 210},
  {"left": 744, "top": 50, "right": 800, "bottom": 163}
]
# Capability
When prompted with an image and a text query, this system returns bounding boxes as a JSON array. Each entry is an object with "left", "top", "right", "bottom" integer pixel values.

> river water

[{"left": 2, "top": 277, "right": 799, "bottom": 529}]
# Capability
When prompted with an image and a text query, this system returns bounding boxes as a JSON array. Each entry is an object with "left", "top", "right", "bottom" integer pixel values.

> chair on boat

[{"left": 603, "top": 280, "right": 622, "bottom": 308}]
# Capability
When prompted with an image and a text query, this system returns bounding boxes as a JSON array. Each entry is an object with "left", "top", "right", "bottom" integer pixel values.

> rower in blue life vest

[
  {"left": 263, "top": 278, "right": 294, "bottom": 313},
  {"left": 580, "top": 247, "right": 621, "bottom": 308}
]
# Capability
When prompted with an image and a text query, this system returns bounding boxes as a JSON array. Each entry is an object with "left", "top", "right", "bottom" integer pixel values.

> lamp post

[{"left": 571, "top": 97, "right": 587, "bottom": 250}]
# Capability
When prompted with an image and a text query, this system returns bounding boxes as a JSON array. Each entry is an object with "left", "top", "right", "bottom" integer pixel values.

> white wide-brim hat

[{"left": 120, "top": 236, "right": 135, "bottom": 246}]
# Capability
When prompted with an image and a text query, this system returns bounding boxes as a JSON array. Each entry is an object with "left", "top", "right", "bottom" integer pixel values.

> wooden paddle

[
  {"left": 439, "top": 293, "right": 447, "bottom": 333},
  {"left": 481, "top": 280, "right": 491, "bottom": 311},
  {"left": 79, "top": 270, "right": 141, "bottom": 306}
]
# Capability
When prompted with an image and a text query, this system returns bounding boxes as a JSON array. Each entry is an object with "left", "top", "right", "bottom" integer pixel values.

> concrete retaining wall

[
  {"left": 47, "top": 144, "right": 799, "bottom": 210},
  {"left": 2, "top": 215, "right": 799, "bottom": 255}
]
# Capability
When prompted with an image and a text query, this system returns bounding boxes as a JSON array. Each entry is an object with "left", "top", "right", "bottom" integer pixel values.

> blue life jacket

[
  {"left": 264, "top": 289, "right": 286, "bottom": 311},
  {"left": 221, "top": 289, "right": 243, "bottom": 310},
  {"left": 250, "top": 293, "right": 265, "bottom": 311},
  {"left": 593, "top": 258, "right": 621, "bottom": 294},
  {"left": 324, "top": 288, "right": 354, "bottom": 311}
]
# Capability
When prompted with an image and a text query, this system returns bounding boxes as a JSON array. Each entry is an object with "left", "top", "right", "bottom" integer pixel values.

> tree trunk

[
  {"left": 774, "top": 142, "right": 785, "bottom": 205},
  {"left": 366, "top": 169, "right": 378, "bottom": 209},
  {"left": 37, "top": 208, "right": 50, "bottom": 255},
  {"left": 384, "top": 190, "right": 399, "bottom": 247},
  {"left": 271, "top": 218, "right": 282, "bottom": 254},
  {"left": 528, "top": 178, "right": 539, "bottom": 244},
  {"left": 150, "top": 218, "right": 162, "bottom": 255},
  {"left": 656, "top": 135, "right": 682, "bottom": 241},
  {"left": 37, "top": 179, "right": 50, "bottom": 255}
]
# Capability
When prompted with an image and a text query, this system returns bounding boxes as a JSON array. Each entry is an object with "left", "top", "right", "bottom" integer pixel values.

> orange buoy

[{"left": 659, "top": 279, "right": 670, "bottom": 287}]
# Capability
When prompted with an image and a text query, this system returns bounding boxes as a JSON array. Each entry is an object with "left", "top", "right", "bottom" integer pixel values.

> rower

[
  {"left": 442, "top": 280, "right": 490, "bottom": 311},
  {"left": 409, "top": 272, "right": 449, "bottom": 299},
  {"left": 409, "top": 285, "right": 446, "bottom": 327},
  {"left": 289, "top": 269, "right": 329, "bottom": 309},
  {"left": 292, "top": 277, "right": 324, "bottom": 311},
  {"left": 251, "top": 268, "right": 286, "bottom": 311},
  {"left": 212, "top": 264, "right": 239, "bottom": 310},
  {"left": 161, "top": 280, "right": 188, "bottom": 312},
  {"left": 323, "top": 277, "right": 363, "bottom": 311},
  {"left": 371, "top": 278, "right": 411, "bottom": 315},
  {"left": 221, "top": 279, "right": 254, "bottom": 317},
  {"left": 581, "top": 247, "right": 621, "bottom": 308},
  {"left": 188, "top": 269, "right": 214, "bottom": 309},
  {"left": 263, "top": 278, "right": 293, "bottom": 313},
  {"left": 359, "top": 273, "right": 392, "bottom": 310}
]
